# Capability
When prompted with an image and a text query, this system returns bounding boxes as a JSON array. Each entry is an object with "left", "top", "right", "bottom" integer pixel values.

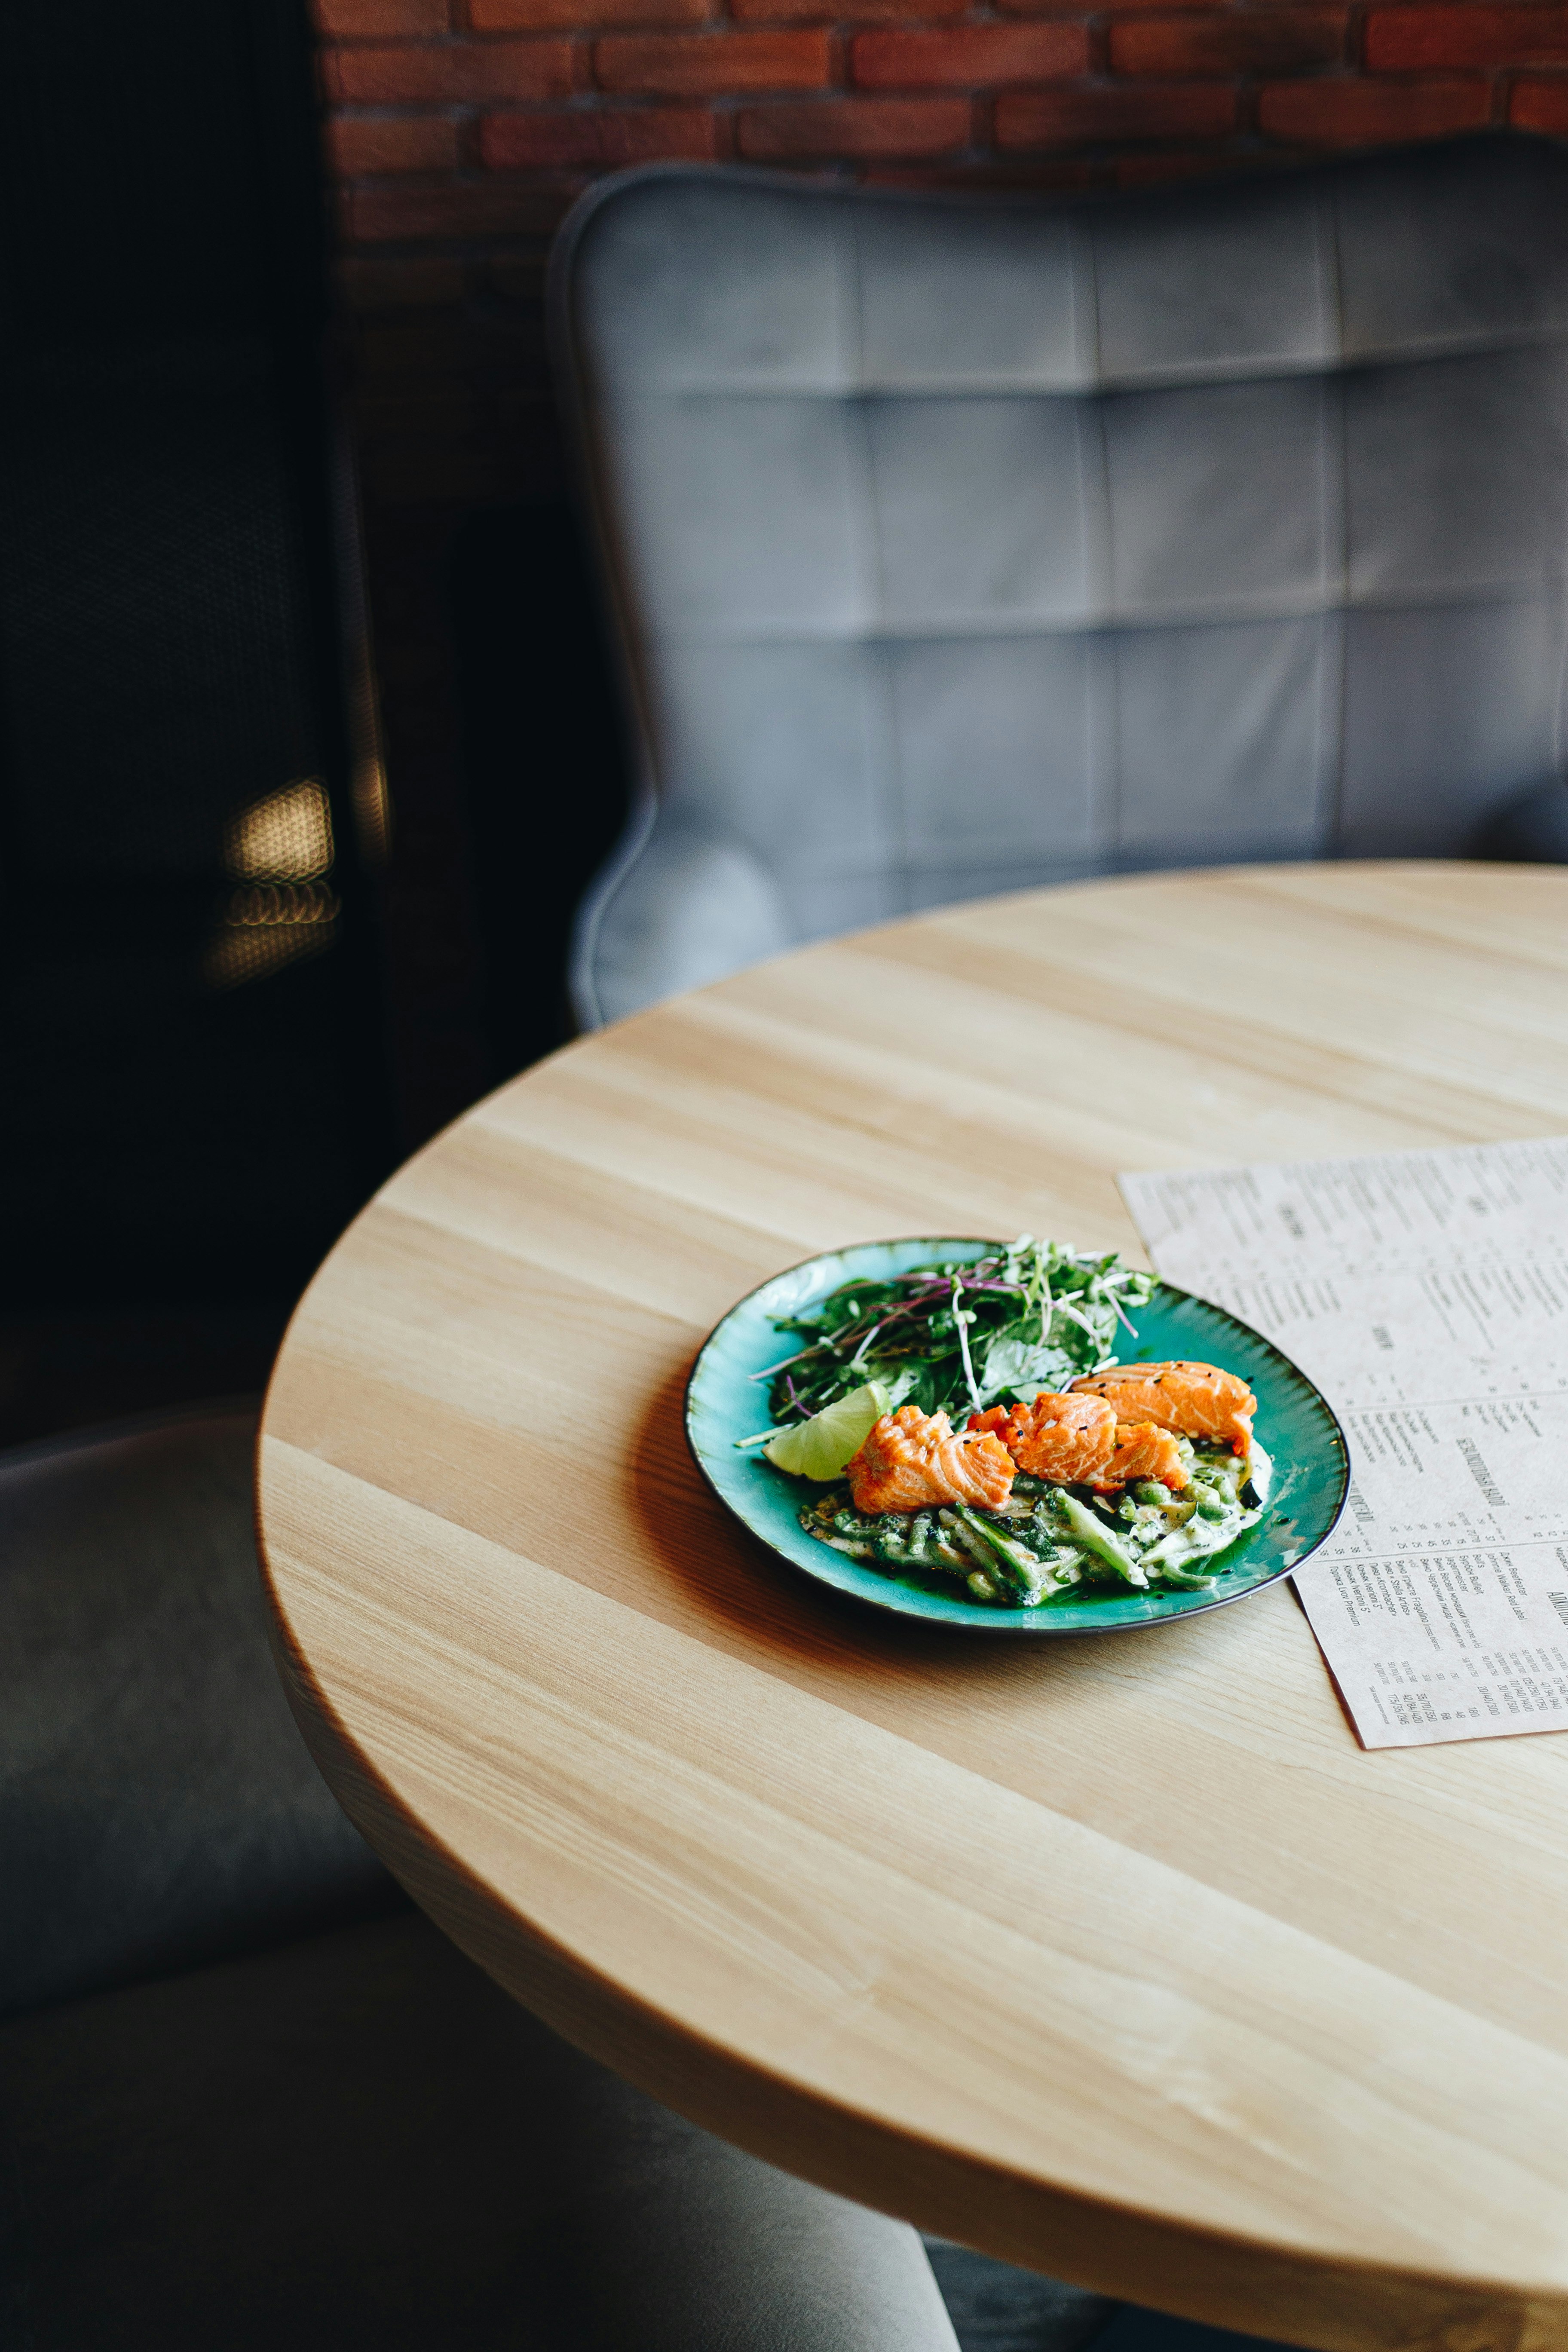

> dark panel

[
  {"left": 0, "top": 0, "right": 395, "bottom": 1325},
  {"left": 450, "top": 500, "right": 631, "bottom": 1080}
]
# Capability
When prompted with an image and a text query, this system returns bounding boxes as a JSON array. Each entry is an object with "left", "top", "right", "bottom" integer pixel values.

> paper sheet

[{"left": 1119, "top": 1139, "right": 1568, "bottom": 1749}]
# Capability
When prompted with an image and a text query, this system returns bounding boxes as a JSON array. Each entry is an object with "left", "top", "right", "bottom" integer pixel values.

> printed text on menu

[{"left": 1120, "top": 1139, "right": 1568, "bottom": 1749}]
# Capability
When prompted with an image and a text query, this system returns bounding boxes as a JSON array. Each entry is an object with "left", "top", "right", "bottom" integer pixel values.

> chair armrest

[{"left": 572, "top": 812, "right": 795, "bottom": 1027}]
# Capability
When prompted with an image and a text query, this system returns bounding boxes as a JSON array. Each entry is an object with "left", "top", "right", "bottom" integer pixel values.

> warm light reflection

[
  {"left": 224, "top": 778, "right": 334, "bottom": 882},
  {"left": 202, "top": 882, "right": 340, "bottom": 989},
  {"left": 351, "top": 753, "right": 391, "bottom": 866}
]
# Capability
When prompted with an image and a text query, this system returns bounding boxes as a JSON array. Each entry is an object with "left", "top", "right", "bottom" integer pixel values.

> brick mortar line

[
  {"left": 324, "top": 52, "right": 1523, "bottom": 103},
  {"left": 323, "top": 11, "right": 1568, "bottom": 37},
  {"left": 316, "top": 10, "right": 1352, "bottom": 40},
  {"left": 322, "top": 0, "right": 1568, "bottom": 36},
  {"left": 326, "top": 62, "right": 1524, "bottom": 164},
  {"left": 320, "top": 43, "right": 1560, "bottom": 76}
]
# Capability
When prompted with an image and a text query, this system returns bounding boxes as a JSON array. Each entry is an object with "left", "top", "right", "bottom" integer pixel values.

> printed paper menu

[{"left": 1119, "top": 1139, "right": 1568, "bottom": 1749}]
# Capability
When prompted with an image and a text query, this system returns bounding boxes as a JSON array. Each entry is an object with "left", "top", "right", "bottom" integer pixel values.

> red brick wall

[
  {"left": 322, "top": 0, "right": 1568, "bottom": 504},
  {"left": 322, "top": 0, "right": 1565, "bottom": 220}
]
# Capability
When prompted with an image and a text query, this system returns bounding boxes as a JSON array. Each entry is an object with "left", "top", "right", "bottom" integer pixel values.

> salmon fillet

[
  {"left": 968, "top": 1392, "right": 1117, "bottom": 1484},
  {"left": 1070, "top": 1361, "right": 1255, "bottom": 1452},
  {"left": 969, "top": 1393, "right": 1189, "bottom": 1491},
  {"left": 1098, "top": 1423, "right": 1189, "bottom": 1491},
  {"left": 847, "top": 1406, "right": 1015, "bottom": 1515}
]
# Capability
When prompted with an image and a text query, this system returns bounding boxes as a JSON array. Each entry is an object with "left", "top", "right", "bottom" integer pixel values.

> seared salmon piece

[
  {"left": 1096, "top": 1422, "right": 1189, "bottom": 1492},
  {"left": 848, "top": 1406, "right": 1014, "bottom": 1515},
  {"left": 968, "top": 1392, "right": 1117, "bottom": 1485},
  {"left": 1071, "top": 1361, "right": 1255, "bottom": 1453},
  {"left": 968, "top": 1393, "right": 1189, "bottom": 1491}
]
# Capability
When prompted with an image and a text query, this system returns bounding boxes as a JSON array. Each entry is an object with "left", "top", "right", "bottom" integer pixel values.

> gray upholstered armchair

[{"left": 552, "top": 133, "right": 1568, "bottom": 1029}]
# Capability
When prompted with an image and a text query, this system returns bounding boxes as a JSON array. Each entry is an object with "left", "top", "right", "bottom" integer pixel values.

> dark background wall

[
  {"left": 0, "top": 0, "right": 629, "bottom": 1446},
  {"left": 0, "top": 0, "right": 399, "bottom": 1438}
]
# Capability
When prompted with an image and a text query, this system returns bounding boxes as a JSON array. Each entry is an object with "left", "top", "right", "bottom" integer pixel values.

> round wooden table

[{"left": 259, "top": 864, "right": 1568, "bottom": 2352}]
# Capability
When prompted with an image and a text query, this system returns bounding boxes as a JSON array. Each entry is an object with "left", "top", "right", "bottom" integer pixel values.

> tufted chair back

[{"left": 552, "top": 136, "right": 1568, "bottom": 1025}]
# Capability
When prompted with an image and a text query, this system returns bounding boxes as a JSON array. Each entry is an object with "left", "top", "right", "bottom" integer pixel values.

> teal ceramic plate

[{"left": 686, "top": 1237, "right": 1348, "bottom": 1635}]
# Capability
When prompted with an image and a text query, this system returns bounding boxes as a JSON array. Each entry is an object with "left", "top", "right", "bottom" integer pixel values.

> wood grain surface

[{"left": 257, "top": 864, "right": 1568, "bottom": 2352}]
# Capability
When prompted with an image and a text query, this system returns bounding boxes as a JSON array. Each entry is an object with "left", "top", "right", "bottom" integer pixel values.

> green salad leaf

[{"left": 762, "top": 1236, "right": 1154, "bottom": 1428}]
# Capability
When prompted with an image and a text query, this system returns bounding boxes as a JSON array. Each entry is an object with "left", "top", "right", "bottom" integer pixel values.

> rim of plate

[{"left": 683, "top": 1235, "right": 1350, "bottom": 1636}]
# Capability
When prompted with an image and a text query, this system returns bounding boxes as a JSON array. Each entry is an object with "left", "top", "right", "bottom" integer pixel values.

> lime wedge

[{"left": 765, "top": 1382, "right": 891, "bottom": 1480}]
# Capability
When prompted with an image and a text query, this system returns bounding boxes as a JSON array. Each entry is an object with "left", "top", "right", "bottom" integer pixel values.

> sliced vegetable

[
  {"left": 1049, "top": 1491, "right": 1148, "bottom": 1588},
  {"left": 949, "top": 1504, "right": 1077, "bottom": 1605}
]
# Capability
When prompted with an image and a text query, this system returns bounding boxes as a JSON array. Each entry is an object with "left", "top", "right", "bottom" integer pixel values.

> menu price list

[
  {"left": 1121, "top": 1139, "right": 1568, "bottom": 1749},
  {"left": 1309, "top": 1546, "right": 1568, "bottom": 1746}
]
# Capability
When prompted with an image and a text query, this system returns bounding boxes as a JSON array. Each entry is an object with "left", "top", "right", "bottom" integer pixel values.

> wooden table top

[{"left": 258, "top": 863, "right": 1568, "bottom": 2352}]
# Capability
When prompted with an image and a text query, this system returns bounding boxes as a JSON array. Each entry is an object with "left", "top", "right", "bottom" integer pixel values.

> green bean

[
  {"left": 1023, "top": 1504, "right": 1066, "bottom": 1559},
  {"left": 1048, "top": 1491, "right": 1148, "bottom": 1588},
  {"left": 832, "top": 1506, "right": 882, "bottom": 1540},
  {"left": 1148, "top": 1558, "right": 1219, "bottom": 1590},
  {"left": 948, "top": 1505, "right": 1065, "bottom": 1604},
  {"left": 940, "top": 1507, "right": 999, "bottom": 1573}
]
